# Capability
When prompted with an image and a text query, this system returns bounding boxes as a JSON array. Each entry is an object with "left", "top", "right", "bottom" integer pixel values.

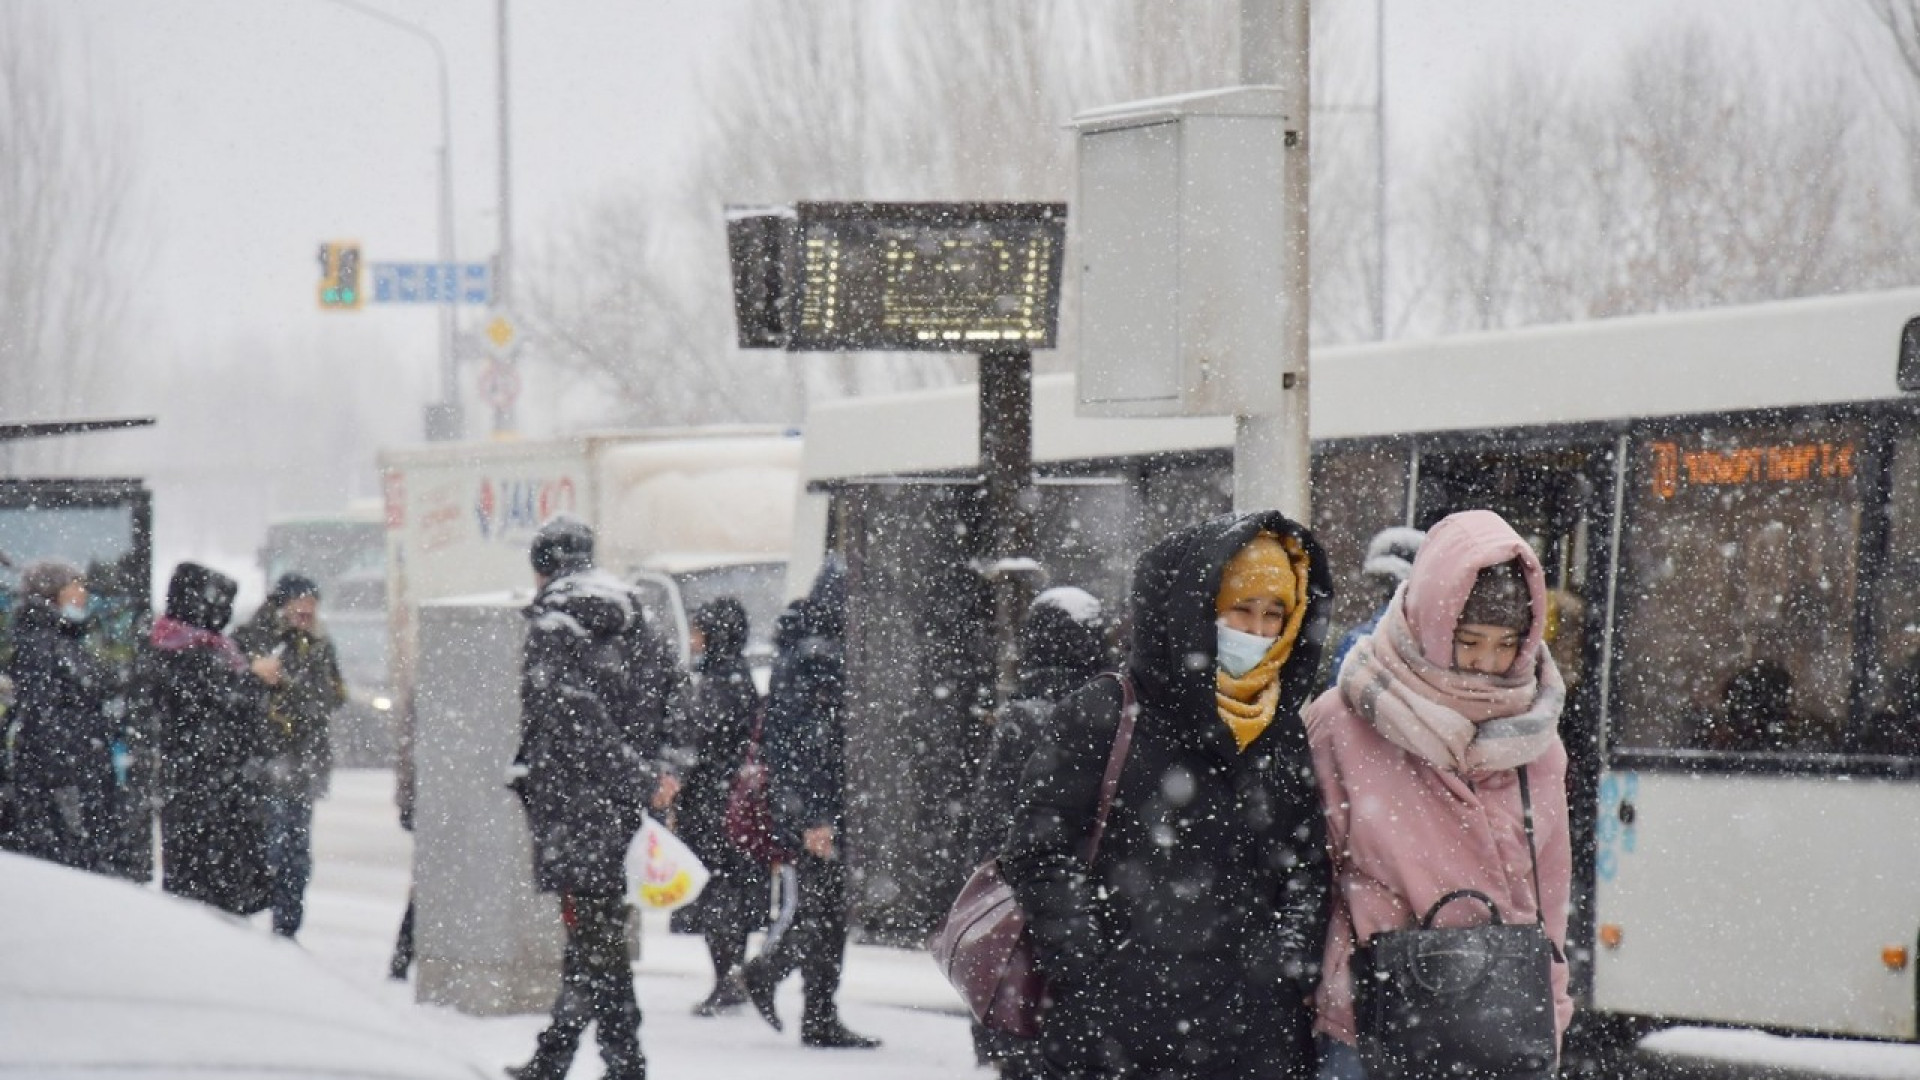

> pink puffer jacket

[{"left": 1307, "top": 511, "right": 1573, "bottom": 1047}]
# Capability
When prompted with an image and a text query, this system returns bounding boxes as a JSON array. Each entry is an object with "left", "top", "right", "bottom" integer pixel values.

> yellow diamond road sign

[{"left": 483, "top": 311, "right": 517, "bottom": 356}]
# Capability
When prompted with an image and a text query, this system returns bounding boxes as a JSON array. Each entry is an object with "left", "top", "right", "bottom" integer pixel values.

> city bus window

[
  {"left": 1312, "top": 443, "right": 1412, "bottom": 636},
  {"left": 1863, "top": 433, "right": 1920, "bottom": 757},
  {"left": 1612, "top": 426, "right": 1862, "bottom": 756}
]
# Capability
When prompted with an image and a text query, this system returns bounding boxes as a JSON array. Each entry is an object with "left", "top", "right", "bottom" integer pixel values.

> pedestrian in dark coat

[
  {"left": 962, "top": 585, "right": 1112, "bottom": 1080},
  {"left": 508, "top": 516, "right": 679, "bottom": 1080},
  {"left": 148, "top": 562, "right": 280, "bottom": 917},
  {"left": 235, "top": 572, "right": 346, "bottom": 938},
  {"left": 739, "top": 558, "right": 881, "bottom": 1050},
  {"left": 4, "top": 561, "right": 116, "bottom": 873},
  {"left": 1001, "top": 511, "right": 1335, "bottom": 1080},
  {"left": 666, "top": 596, "right": 769, "bottom": 1016}
]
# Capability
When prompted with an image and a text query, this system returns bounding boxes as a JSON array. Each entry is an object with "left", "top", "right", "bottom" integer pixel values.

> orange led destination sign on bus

[{"left": 1650, "top": 439, "right": 1855, "bottom": 499}]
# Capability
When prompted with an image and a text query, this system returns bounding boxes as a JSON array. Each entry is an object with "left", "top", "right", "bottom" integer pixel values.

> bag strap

[
  {"left": 1079, "top": 672, "right": 1137, "bottom": 864},
  {"left": 1517, "top": 765, "right": 1544, "bottom": 928}
]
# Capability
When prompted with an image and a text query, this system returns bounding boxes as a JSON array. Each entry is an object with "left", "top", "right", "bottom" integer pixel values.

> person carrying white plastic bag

[{"left": 627, "top": 814, "right": 711, "bottom": 912}]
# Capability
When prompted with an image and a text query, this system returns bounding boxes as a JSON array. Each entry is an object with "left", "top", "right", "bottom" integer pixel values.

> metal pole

[
  {"left": 495, "top": 0, "right": 515, "bottom": 436},
  {"left": 979, "top": 349, "right": 1036, "bottom": 706},
  {"left": 321, "top": 0, "right": 462, "bottom": 440},
  {"left": 1375, "top": 0, "right": 1387, "bottom": 342},
  {"left": 1233, "top": 0, "right": 1311, "bottom": 520}
]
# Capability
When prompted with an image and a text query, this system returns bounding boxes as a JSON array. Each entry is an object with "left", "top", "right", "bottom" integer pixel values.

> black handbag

[{"left": 1350, "top": 768, "right": 1559, "bottom": 1080}]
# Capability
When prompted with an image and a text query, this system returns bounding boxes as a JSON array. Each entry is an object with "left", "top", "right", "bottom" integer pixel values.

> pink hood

[{"left": 1400, "top": 509, "right": 1549, "bottom": 678}]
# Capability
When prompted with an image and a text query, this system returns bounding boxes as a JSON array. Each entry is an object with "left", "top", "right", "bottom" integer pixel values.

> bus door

[{"left": 1412, "top": 441, "right": 1619, "bottom": 1003}]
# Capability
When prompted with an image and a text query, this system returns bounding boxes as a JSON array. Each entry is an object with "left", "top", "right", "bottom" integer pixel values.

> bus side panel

[{"left": 1591, "top": 769, "right": 1919, "bottom": 1039}]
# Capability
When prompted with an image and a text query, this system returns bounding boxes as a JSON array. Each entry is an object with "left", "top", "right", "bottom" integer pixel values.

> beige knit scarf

[{"left": 1336, "top": 595, "right": 1564, "bottom": 775}]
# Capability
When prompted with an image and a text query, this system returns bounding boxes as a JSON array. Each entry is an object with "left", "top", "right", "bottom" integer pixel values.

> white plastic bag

[{"left": 626, "top": 814, "right": 710, "bottom": 912}]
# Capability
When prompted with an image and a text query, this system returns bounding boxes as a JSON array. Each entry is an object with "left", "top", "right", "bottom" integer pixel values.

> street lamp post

[{"left": 323, "top": 0, "right": 463, "bottom": 441}]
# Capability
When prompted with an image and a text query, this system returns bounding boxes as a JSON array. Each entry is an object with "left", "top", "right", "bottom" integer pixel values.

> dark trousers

[
  {"left": 264, "top": 791, "right": 314, "bottom": 937},
  {"left": 697, "top": 872, "right": 760, "bottom": 983},
  {"left": 751, "top": 854, "right": 847, "bottom": 1030},
  {"left": 529, "top": 893, "right": 644, "bottom": 1079}
]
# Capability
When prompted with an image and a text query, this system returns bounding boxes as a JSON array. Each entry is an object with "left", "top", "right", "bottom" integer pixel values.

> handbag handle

[
  {"left": 1419, "top": 888, "right": 1504, "bottom": 928},
  {"left": 1079, "top": 673, "right": 1137, "bottom": 864},
  {"left": 1517, "top": 765, "right": 1545, "bottom": 929}
]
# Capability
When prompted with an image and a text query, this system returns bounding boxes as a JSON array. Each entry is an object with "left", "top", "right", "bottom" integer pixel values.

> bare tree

[
  {"left": 524, "top": 0, "right": 1384, "bottom": 423},
  {"left": 0, "top": 7, "right": 142, "bottom": 468},
  {"left": 1410, "top": 26, "right": 1906, "bottom": 334}
]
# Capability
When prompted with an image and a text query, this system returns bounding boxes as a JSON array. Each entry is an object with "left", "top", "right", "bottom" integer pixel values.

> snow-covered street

[{"left": 301, "top": 769, "right": 982, "bottom": 1079}]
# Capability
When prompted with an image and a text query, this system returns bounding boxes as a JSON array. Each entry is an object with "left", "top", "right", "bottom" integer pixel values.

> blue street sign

[{"left": 371, "top": 262, "right": 493, "bottom": 305}]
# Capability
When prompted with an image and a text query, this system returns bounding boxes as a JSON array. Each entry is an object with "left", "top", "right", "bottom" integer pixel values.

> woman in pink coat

[{"left": 1306, "top": 510, "right": 1572, "bottom": 1080}]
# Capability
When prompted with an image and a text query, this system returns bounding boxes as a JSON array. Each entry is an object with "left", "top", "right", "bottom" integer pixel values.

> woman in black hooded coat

[
  {"left": 1000, "top": 510, "right": 1334, "bottom": 1080},
  {"left": 668, "top": 597, "right": 770, "bottom": 1015}
]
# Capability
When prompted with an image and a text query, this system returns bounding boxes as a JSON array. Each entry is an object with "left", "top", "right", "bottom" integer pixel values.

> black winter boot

[
  {"left": 800, "top": 1015, "right": 882, "bottom": 1049},
  {"left": 740, "top": 961, "right": 782, "bottom": 1031},
  {"left": 691, "top": 975, "right": 749, "bottom": 1017},
  {"left": 504, "top": 1026, "right": 577, "bottom": 1080}
]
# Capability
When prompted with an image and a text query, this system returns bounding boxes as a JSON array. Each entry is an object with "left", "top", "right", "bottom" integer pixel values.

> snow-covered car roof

[{"left": 0, "top": 853, "right": 485, "bottom": 1079}]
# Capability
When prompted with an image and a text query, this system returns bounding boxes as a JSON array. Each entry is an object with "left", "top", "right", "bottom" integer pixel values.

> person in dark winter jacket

[
  {"left": 4, "top": 561, "right": 117, "bottom": 873},
  {"left": 739, "top": 558, "right": 881, "bottom": 1050},
  {"left": 507, "top": 515, "right": 680, "bottom": 1080},
  {"left": 235, "top": 573, "right": 346, "bottom": 938},
  {"left": 665, "top": 597, "right": 769, "bottom": 1017},
  {"left": 961, "top": 585, "right": 1112, "bottom": 1080},
  {"left": 1001, "top": 511, "right": 1335, "bottom": 1080},
  {"left": 1325, "top": 527, "right": 1425, "bottom": 688},
  {"left": 148, "top": 562, "right": 282, "bottom": 916}
]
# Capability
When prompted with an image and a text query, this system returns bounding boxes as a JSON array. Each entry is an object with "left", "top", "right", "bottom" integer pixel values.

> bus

[{"left": 792, "top": 286, "right": 1920, "bottom": 1053}]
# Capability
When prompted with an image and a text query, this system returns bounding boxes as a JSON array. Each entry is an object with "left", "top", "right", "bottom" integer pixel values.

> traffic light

[{"left": 318, "top": 241, "right": 364, "bottom": 310}]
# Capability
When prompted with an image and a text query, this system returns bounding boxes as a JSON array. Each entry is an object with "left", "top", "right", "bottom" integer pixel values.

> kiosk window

[
  {"left": 1864, "top": 434, "right": 1920, "bottom": 757},
  {"left": 1612, "top": 427, "right": 1861, "bottom": 756}
]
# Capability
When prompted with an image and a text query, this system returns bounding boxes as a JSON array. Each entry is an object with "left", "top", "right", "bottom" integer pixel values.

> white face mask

[
  {"left": 1216, "top": 620, "right": 1278, "bottom": 678},
  {"left": 60, "top": 602, "right": 88, "bottom": 623}
]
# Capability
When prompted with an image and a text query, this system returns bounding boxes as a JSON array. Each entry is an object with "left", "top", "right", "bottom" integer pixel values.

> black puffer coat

[
  {"left": 5, "top": 600, "right": 116, "bottom": 872},
  {"left": 667, "top": 598, "right": 762, "bottom": 879},
  {"left": 512, "top": 569, "right": 678, "bottom": 897},
  {"left": 148, "top": 596, "right": 272, "bottom": 917},
  {"left": 761, "top": 588, "right": 847, "bottom": 846},
  {"left": 1001, "top": 511, "right": 1334, "bottom": 1079}
]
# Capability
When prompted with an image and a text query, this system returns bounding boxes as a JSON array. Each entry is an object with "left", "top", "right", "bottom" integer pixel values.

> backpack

[{"left": 928, "top": 674, "right": 1135, "bottom": 1037}]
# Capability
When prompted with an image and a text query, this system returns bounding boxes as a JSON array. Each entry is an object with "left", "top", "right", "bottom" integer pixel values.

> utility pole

[
  {"left": 322, "top": 0, "right": 462, "bottom": 441},
  {"left": 1375, "top": 0, "right": 1388, "bottom": 342},
  {"left": 494, "top": 0, "right": 516, "bottom": 435},
  {"left": 1233, "top": 0, "right": 1311, "bottom": 520}
]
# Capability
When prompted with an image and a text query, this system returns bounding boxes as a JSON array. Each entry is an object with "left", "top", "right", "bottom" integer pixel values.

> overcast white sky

[
  {"left": 48, "top": 0, "right": 1837, "bottom": 422},
  {"left": 27, "top": 0, "right": 1852, "bottom": 561}
]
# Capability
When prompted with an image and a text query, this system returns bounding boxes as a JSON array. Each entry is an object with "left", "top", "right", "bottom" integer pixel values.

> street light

[{"left": 323, "top": 0, "right": 462, "bottom": 441}]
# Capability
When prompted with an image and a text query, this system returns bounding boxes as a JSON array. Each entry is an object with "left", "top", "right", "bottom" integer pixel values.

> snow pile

[{"left": 0, "top": 852, "right": 484, "bottom": 1078}]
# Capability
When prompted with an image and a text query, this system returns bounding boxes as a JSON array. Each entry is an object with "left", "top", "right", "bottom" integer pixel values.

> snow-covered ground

[{"left": 303, "top": 769, "right": 982, "bottom": 1079}]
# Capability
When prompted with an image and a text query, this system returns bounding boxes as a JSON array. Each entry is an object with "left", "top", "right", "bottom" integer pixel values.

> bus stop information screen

[{"left": 790, "top": 202, "right": 1066, "bottom": 353}]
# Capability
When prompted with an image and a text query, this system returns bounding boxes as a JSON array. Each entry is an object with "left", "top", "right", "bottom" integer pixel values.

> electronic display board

[{"left": 786, "top": 202, "right": 1066, "bottom": 353}]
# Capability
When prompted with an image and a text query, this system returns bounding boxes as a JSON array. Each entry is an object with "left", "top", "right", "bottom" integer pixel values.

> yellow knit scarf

[{"left": 1214, "top": 533, "right": 1311, "bottom": 751}]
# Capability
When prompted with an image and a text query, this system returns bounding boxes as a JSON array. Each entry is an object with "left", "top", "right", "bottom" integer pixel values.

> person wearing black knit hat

[
  {"left": 508, "top": 515, "right": 681, "bottom": 1080},
  {"left": 147, "top": 561, "right": 283, "bottom": 916},
  {"left": 235, "top": 571, "right": 346, "bottom": 938}
]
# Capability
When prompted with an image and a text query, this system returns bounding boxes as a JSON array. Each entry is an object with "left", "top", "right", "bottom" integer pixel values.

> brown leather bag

[{"left": 927, "top": 674, "right": 1135, "bottom": 1037}]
